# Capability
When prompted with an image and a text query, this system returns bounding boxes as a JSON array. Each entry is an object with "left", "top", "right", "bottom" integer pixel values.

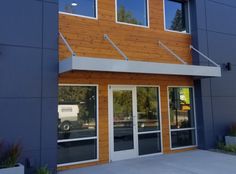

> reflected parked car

[{"left": 58, "top": 105, "right": 80, "bottom": 131}]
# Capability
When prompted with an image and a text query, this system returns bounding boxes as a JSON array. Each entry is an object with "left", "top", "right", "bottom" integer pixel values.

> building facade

[
  {"left": 0, "top": 0, "right": 235, "bottom": 173},
  {"left": 57, "top": 0, "right": 220, "bottom": 170}
]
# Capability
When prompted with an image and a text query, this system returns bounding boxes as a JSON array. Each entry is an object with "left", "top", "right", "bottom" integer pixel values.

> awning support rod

[
  {"left": 190, "top": 45, "right": 220, "bottom": 67},
  {"left": 59, "top": 32, "right": 77, "bottom": 57},
  {"left": 104, "top": 34, "right": 129, "bottom": 61},
  {"left": 159, "top": 41, "right": 187, "bottom": 65}
]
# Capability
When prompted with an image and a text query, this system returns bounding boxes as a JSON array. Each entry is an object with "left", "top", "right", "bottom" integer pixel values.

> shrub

[
  {"left": 36, "top": 166, "right": 51, "bottom": 174},
  {"left": 0, "top": 142, "right": 22, "bottom": 169},
  {"left": 217, "top": 142, "right": 236, "bottom": 153}
]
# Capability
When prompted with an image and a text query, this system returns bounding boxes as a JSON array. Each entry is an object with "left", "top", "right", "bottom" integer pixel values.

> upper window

[
  {"left": 164, "top": 0, "right": 190, "bottom": 33},
  {"left": 59, "top": 0, "right": 97, "bottom": 19},
  {"left": 116, "top": 0, "right": 149, "bottom": 27}
]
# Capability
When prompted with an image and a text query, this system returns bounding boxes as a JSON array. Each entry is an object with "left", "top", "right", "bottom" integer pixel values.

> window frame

[
  {"left": 163, "top": 0, "right": 191, "bottom": 35},
  {"left": 115, "top": 0, "right": 150, "bottom": 28},
  {"left": 57, "top": 84, "right": 99, "bottom": 167},
  {"left": 59, "top": 0, "right": 98, "bottom": 20},
  {"left": 167, "top": 86, "right": 198, "bottom": 150}
]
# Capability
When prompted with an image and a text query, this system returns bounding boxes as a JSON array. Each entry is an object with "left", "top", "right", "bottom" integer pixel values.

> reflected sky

[{"left": 59, "top": 0, "right": 96, "bottom": 17}]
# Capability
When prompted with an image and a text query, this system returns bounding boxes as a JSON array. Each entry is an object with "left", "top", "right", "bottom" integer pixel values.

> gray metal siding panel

[
  {"left": 43, "top": 2, "right": 59, "bottom": 50},
  {"left": 0, "top": 98, "right": 41, "bottom": 150},
  {"left": 42, "top": 49, "right": 58, "bottom": 98},
  {"left": 0, "top": 46, "right": 42, "bottom": 97},
  {"left": 0, "top": 0, "right": 58, "bottom": 173},
  {"left": 193, "top": 0, "right": 236, "bottom": 149},
  {"left": 0, "top": 0, "right": 43, "bottom": 47},
  {"left": 206, "top": 1, "right": 236, "bottom": 35}
]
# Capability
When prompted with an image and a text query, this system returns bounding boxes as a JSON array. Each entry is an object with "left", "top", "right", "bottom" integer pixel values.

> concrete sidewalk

[{"left": 58, "top": 150, "right": 236, "bottom": 174}]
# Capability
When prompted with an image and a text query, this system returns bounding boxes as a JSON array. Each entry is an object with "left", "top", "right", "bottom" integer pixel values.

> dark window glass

[
  {"left": 137, "top": 87, "right": 160, "bottom": 132},
  {"left": 58, "top": 139, "right": 97, "bottom": 164},
  {"left": 59, "top": 0, "right": 96, "bottom": 18},
  {"left": 113, "top": 90, "right": 134, "bottom": 151},
  {"left": 169, "top": 88, "right": 194, "bottom": 129},
  {"left": 58, "top": 86, "right": 97, "bottom": 140},
  {"left": 138, "top": 133, "right": 161, "bottom": 155},
  {"left": 165, "top": 0, "right": 190, "bottom": 33},
  {"left": 171, "top": 130, "right": 196, "bottom": 148},
  {"left": 117, "top": 0, "right": 148, "bottom": 26}
]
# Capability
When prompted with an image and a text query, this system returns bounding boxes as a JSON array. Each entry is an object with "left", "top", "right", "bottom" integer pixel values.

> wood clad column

[
  {"left": 98, "top": 84, "right": 109, "bottom": 163},
  {"left": 160, "top": 85, "right": 171, "bottom": 153}
]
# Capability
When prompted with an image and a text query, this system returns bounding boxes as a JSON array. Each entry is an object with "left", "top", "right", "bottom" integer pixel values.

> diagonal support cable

[
  {"left": 190, "top": 45, "right": 220, "bottom": 67},
  {"left": 59, "top": 32, "right": 77, "bottom": 57},
  {"left": 104, "top": 34, "right": 129, "bottom": 61},
  {"left": 159, "top": 41, "right": 187, "bottom": 64}
]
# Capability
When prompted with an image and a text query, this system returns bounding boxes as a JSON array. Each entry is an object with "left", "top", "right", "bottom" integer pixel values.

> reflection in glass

[
  {"left": 137, "top": 87, "right": 160, "bottom": 132},
  {"left": 169, "top": 88, "right": 194, "bottom": 129},
  {"left": 138, "top": 133, "right": 161, "bottom": 155},
  {"left": 117, "top": 0, "right": 148, "bottom": 26},
  {"left": 59, "top": 0, "right": 96, "bottom": 18},
  {"left": 113, "top": 90, "right": 134, "bottom": 151},
  {"left": 58, "top": 139, "right": 97, "bottom": 164},
  {"left": 58, "top": 86, "right": 97, "bottom": 164},
  {"left": 58, "top": 86, "right": 97, "bottom": 140},
  {"left": 165, "top": 0, "right": 189, "bottom": 33},
  {"left": 171, "top": 130, "right": 196, "bottom": 148}
]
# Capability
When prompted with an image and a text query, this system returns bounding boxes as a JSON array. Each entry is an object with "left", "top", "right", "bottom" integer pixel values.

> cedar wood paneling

[{"left": 58, "top": 0, "right": 194, "bottom": 170}]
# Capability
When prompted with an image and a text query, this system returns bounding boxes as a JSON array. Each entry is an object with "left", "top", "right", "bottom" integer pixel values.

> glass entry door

[
  {"left": 110, "top": 86, "right": 138, "bottom": 161},
  {"left": 109, "top": 86, "right": 162, "bottom": 162}
]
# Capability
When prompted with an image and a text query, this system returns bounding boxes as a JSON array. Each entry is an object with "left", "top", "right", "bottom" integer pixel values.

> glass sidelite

[
  {"left": 137, "top": 87, "right": 162, "bottom": 155},
  {"left": 137, "top": 87, "right": 160, "bottom": 132}
]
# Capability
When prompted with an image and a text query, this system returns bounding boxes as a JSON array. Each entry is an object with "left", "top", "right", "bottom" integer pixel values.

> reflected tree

[
  {"left": 170, "top": 9, "right": 185, "bottom": 31},
  {"left": 137, "top": 88, "right": 158, "bottom": 120},
  {"left": 117, "top": 5, "right": 140, "bottom": 25},
  {"left": 113, "top": 91, "right": 132, "bottom": 120}
]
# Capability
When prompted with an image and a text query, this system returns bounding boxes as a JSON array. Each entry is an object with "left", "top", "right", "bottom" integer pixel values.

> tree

[
  {"left": 117, "top": 5, "right": 140, "bottom": 25},
  {"left": 170, "top": 9, "right": 185, "bottom": 32}
]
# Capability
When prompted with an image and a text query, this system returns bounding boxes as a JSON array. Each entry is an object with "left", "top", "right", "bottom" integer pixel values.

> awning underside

[{"left": 59, "top": 56, "right": 221, "bottom": 78}]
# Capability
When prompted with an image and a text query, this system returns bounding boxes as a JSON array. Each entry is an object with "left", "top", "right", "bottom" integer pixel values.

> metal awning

[
  {"left": 59, "top": 33, "right": 222, "bottom": 78},
  {"left": 59, "top": 56, "right": 221, "bottom": 77}
]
